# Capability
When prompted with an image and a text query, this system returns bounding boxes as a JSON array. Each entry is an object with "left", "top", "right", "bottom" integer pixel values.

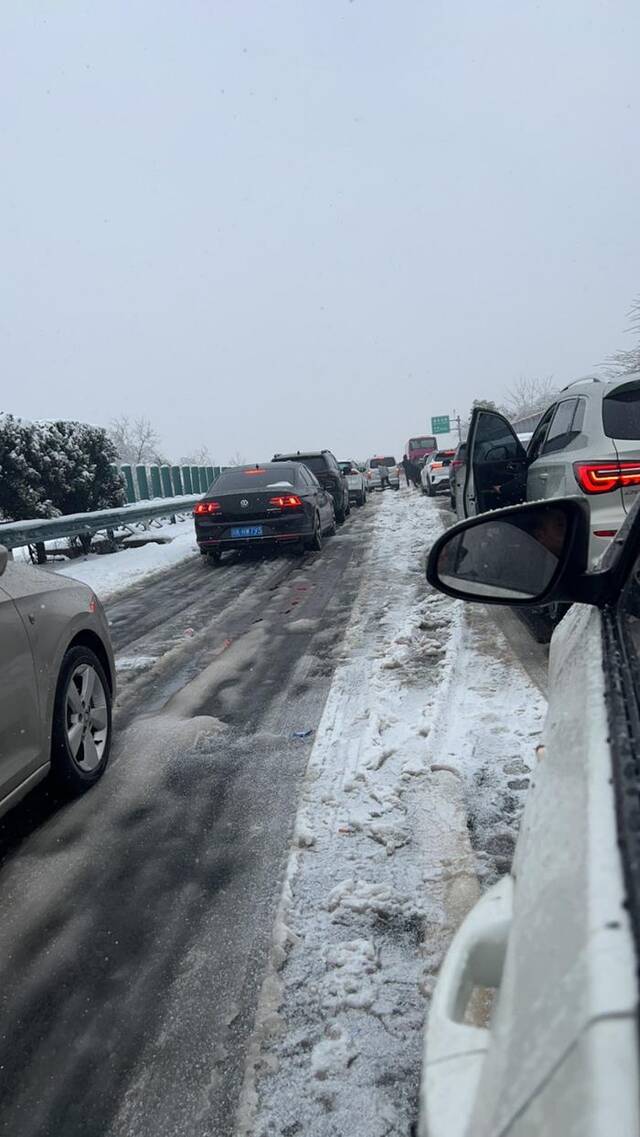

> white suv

[
  {"left": 462, "top": 375, "right": 640, "bottom": 564},
  {"left": 366, "top": 455, "right": 400, "bottom": 491},
  {"left": 420, "top": 449, "right": 456, "bottom": 496}
]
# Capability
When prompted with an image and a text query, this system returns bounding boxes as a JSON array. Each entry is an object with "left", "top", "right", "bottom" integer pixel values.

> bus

[{"left": 406, "top": 435, "right": 437, "bottom": 465}]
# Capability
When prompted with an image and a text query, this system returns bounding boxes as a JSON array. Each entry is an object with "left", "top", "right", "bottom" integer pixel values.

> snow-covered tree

[{"left": 0, "top": 415, "right": 125, "bottom": 521}]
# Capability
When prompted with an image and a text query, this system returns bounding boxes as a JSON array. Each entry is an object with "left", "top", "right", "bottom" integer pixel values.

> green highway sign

[{"left": 431, "top": 415, "right": 450, "bottom": 434}]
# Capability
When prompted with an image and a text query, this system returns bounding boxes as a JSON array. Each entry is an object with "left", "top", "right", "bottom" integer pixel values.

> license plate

[{"left": 230, "top": 525, "right": 263, "bottom": 538}]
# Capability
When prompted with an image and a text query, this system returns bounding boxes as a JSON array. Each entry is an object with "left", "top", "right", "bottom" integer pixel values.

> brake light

[
  {"left": 269, "top": 494, "right": 303, "bottom": 508},
  {"left": 431, "top": 462, "right": 443, "bottom": 469},
  {"left": 194, "top": 501, "right": 221, "bottom": 514},
  {"left": 573, "top": 461, "right": 640, "bottom": 494}
]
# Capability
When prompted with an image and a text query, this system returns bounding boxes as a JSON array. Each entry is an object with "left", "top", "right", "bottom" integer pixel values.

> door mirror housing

[
  {"left": 427, "top": 498, "right": 606, "bottom": 607},
  {"left": 0, "top": 546, "right": 8, "bottom": 578}
]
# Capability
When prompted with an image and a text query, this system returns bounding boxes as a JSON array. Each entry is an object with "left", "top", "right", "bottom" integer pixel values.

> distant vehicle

[
  {"left": 367, "top": 456, "right": 400, "bottom": 491},
  {"left": 449, "top": 442, "right": 467, "bottom": 510},
  {"left": 194, "top": 463, "right": 336, "bottom": 562},
  {"left": 406, "top": 435, "right": 437, "bottom": 465},
  {"left": 0, "top": 546, "right": 115, "bottom": 817},
  {"left": 273, "top": 450, "right": 350, "bottom": 523},
  {"left": 461, "top": 376, "right": 640, "bottom": 564},
  {"left": 421, "top": 495, "right": 640, "bottom": 1137},
  {"left": 339, "top": 461, "right": 368, "bottom": 506},
  {"left": 420, "top": 449, "right": 456, "bottom": 496}
]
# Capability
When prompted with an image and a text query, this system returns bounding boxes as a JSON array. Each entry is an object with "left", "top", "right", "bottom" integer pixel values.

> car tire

[
  {"left": 345, "top": 498, "right": 351, "bottom": 516},
  {"left": 205, "top": 550, "right": 221, "bottom": 565},
  {"left": 335, "top": 506, "right": 346, "bottom": 524},
  {"left": 306, "top": 513, "right": 323, "bottom": 550},
  {"left": 50, "top": 645, "right": 112, "bottom": 796},
  {"left": 427, "top": 480, "right": 435, "bottom": 497},
  {"left": 393, "top": 484, "right": 399, "bottom": 491}
]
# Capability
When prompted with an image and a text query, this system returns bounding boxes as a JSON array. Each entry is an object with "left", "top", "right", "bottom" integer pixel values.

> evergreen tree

[{"left": 0, "top": 414, "right": 125, "bottom": 521}]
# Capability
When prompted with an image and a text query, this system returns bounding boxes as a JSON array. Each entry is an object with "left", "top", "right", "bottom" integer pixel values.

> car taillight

[
  {"left": 269, "top": 494, "right": 303, "bottom": 508},
  {"left": 194, "top": 501, "right": 221, "bottom": 514},
  {"left": 431, "top": 462, "right": 443, "bottom": 469},
  {"left": 451, "top": 461, "right": 462, "bottom": 471},
  {"left": 573, "top": 461, "right": 640, "bottom": 495}
]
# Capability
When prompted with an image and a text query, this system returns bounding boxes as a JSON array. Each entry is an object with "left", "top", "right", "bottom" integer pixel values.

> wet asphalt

[{"left": 0, "top": 505, "right": 375, "bottom": 1137}]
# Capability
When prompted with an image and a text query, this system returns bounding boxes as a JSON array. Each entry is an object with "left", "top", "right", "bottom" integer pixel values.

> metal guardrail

[{"left": 0, "top": 495, "right": 201, "bottom": 551}]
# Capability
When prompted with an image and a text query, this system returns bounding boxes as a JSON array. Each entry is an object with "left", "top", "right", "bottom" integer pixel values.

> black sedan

[{"left": 193, "top": 463, "right": 337, "bottom": 563}]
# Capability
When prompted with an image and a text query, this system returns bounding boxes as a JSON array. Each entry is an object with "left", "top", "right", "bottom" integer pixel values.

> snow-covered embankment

[{"left": 238, "top": 490, "right": 545, "bottom": 1137}]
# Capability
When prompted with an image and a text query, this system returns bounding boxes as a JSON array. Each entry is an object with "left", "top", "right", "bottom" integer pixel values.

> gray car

[{"left": 0, "top": 545, "right": 115, "bottom": 817}]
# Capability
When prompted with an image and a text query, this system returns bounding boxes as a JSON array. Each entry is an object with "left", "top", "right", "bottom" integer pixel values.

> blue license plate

[{"left": 230, "top": 525, "right": 263, "bottom": 538}]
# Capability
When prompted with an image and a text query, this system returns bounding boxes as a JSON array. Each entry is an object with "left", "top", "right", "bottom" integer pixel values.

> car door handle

[{"left": 421, "top": 876, "right": 513, "bottom": 1136}]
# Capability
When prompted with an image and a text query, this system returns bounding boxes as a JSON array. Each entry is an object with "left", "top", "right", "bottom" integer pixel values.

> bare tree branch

[
  {"left": 503, "top": 376, "right": 558, "bottom": 421},
  {"left": 600, "top": 296, "right": 640, "bottom": 378},
  {"left": 109, "top": 416, "right": 166, "bottom": 465}
]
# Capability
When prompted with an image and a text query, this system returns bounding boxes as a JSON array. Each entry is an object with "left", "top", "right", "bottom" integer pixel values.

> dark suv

[{"left": 273, "top": 450, "right": 350, "bottom": 523}]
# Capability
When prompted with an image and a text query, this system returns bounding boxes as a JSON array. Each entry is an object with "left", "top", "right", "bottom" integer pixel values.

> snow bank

[
  {"left": 237, "top": 491, "right": 545, "bottom": 1136},
  {"left": 237, "top": 491, "right": 543, "bottom": 1137},
  {"left": 22, "top": 517, "right": 198, "bottom": 601}
]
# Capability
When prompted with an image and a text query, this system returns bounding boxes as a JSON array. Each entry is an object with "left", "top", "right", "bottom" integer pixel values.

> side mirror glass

[
  {"left": 428, "top": 502, "right": 578, "bottom": 603},
  {"left": 0, "top": 546, "right": 8, "bottom": 577}
]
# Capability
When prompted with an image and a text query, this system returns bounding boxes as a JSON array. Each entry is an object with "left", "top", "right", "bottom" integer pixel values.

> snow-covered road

[
  {"left": 0, "top": 490, "right": 545, "bottom": 1137},
  {"left": 239, "top": 490, "right": 545, "bottom": 1137}
]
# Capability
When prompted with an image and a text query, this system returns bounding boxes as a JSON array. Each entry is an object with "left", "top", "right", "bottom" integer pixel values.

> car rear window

[
  {"left": 409, "top": 437, "right": 436, "bottom": 449},
  {"left": 370, "top": 456, "right": 396, "bottom": 468},
  {"left": 603, "top": 385, "right": 640, "bottom": 439},
  {"left": 291, "top": 455, "right": 327, "bottom": 474},
  {"left": 434, "top": 451, "right": 455, "bottom": 461},
  {"left": 210, "top": 466, "right": 297, "bottom": 491}
]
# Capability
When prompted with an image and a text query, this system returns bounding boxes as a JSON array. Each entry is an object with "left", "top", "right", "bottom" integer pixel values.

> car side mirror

[
  {"left": 426, "top": 498, "right": 602, "bottom": 607},
  {"left": 0, "top": 546, "right": 8, "bottom": 577}
]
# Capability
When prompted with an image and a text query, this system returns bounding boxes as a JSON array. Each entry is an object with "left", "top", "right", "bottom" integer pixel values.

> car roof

[
  {"left": 273, "top": 450, "right": 328, "bottom": 459},
  {"left": 560, "top": 372, "right": 640, "bottom": 398}
]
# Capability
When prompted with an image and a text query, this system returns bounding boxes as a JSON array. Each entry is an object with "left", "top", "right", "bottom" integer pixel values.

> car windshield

[
  {"left": 370, "top": 457, "right": 396, "bottom": 468},
  {"left": 339, "top": 462, "right": 355, "bottom": 473},
  {"left": 209, "top": 466, "right": 297, "bottom": 491}
]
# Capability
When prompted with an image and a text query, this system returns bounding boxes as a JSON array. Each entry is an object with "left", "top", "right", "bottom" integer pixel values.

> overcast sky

[{"left": 2, "top": 1, "right": 639, "bottom": 462}]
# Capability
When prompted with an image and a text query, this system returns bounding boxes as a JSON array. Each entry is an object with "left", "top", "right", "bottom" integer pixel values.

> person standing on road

[{"left": 402, "top": 455, "right": 413, "bottom": 488}]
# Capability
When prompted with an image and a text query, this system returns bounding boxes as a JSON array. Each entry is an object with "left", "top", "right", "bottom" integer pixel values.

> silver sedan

[{"left": 0, "top": 544, "right": 115, "bottom": 818}]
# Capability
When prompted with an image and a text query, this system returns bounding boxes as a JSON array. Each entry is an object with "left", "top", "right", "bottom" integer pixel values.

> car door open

[{"left": 464, "top": 409, "right": 528, "bottom": 517}]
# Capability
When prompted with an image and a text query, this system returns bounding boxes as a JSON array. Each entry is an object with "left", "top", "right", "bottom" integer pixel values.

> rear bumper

[
  {"left": 198, "top": 534, "right": 306, "bottom": 552},
  {"left": 195, "top": 514, "right": 313, "bottom": 551}
]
